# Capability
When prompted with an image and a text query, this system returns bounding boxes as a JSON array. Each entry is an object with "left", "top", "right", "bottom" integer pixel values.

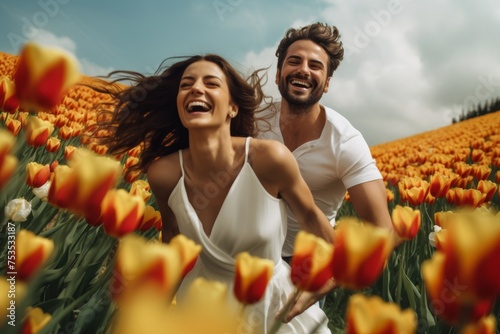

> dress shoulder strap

[
  {"left": 244, "top": 137, "right": 251, "bottom": 164},
  {"left": 178, "top": 150, "right": 184, "bottom": 176}
]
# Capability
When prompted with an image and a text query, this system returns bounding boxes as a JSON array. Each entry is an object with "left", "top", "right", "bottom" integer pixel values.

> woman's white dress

[{"left": 168, "top": 137, "right": 331, "bottom": 333}]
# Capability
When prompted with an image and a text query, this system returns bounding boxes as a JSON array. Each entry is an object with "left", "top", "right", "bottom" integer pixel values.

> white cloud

[{"left": 27, "top": 29, "right": 114, "bottom": 77}]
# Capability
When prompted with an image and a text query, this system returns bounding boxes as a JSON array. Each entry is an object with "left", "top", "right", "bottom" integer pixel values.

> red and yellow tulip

[
  {"left": 168, "top": 234, "right": 201, "bottom": 278},
  {"left": 391, "top": 205, "right": 421, "bottom": 240},
  {"left": 234, "top": 252, "right": 273, "bottom": 305},
  {"left": 13, "top": 43, "right": 81, "bottom": 111},
  {"left": 14, "top": 229, "right": 54, "bottom": 281},
  {"left": 290, "top": 231, "right": 334, "bottom": 292},
  {"left": 25, "top": 162, "right": 50, "bottom": 188},
  {"left": 0, "top": 76, "right": 19, "bottom": 113},
  {"left": 112, "top": 234, "right": 182, "bottom": 303},
  {"left": 332, "top": 218, "right": 394, "bottom": 290},
  {"left": 25, "top": 116, "right": 54, "bottom": 147},
  {"left": 101, "top": 189, "right": 145, "bottom": 238},
  {"left": 345, "top": 294, "right": 417, "bottom": 334}
]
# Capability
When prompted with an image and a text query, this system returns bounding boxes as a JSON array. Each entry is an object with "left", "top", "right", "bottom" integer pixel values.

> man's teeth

[{"left": 290, "top": 79, "right": 311, "bottom": 88}]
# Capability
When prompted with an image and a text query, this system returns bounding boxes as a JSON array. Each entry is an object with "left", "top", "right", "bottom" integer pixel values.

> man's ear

[
  {"left": 324, "top": 77, "right": 331, "bottom": 93},
  {"left": 275, "top": 69, "right": 281, "bottom": 85}
]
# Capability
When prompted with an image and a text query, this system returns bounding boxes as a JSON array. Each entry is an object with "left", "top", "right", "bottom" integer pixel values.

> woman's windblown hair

[{"left": 86, "top": 54, "right": 271, "bottom": 175}]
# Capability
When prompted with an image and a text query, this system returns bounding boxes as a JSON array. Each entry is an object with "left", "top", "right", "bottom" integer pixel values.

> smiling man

[{"left": 257, "top": 22, "right": 395, "bottom": 321}]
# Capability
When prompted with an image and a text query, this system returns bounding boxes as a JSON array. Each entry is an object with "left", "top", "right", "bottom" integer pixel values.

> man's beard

[{"left": 278, "top": 75, "right": 323, "bottom": 115}]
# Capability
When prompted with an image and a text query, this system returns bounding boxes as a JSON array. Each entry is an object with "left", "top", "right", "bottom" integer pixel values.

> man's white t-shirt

[{"left": 257, "top": 105, "right": 382, "bottom": 256}]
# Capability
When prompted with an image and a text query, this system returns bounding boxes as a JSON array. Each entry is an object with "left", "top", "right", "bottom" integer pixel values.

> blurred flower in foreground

[
  {"left": 21, "top": 307, "right": 51, "bottom": 334},
  {"left": 391, "top": 205, "right": 421, "bottom": 240},
  {"left": 290, "top": 231, "right": 334, "bottom": 292},
  {"left": 112, "top": 234, "right": 182, "bottom": 304},
  {"left": 234, "top": 252, "right": 273, "bottom": 305},
  {"left": 101, "top": 189, "right": 145, "bottom": 238},
  {"left": 13, "top": 42, "right": 81, "bottom": 111},
  {"left": 4, "top": 198, "right": 31, "bottom": 222},
  {"left": 332, "top": 218, "right": 394, "bottom": 290},
  {"left": 345, "top": 293, "right": 416, "bottom": 334},
  {"left": 169, "top": 234, "right": 202, "bottom": 278},
  {"left": 0, "top": 129, "right": 18, "bottom": 189},
  {"left": 422, "top": 208, "right": 500, "bottom": 326},
  {"left": 0, "top": 76, "right": 20, "bottom": 113},
  {"left": 111, "top": 278, "right": 239, "bottom": 334},
  {"left": 459, "top": 315, "right": 496, "bottom": 334},
  {"left": 15, "top": 229, "right": 54, "bottom": 281}
]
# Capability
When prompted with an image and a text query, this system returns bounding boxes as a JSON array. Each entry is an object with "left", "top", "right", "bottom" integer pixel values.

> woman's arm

[
  {"left": 146, "top": 155, "right": 181, "bottom": 243},
  {"left": 253, "top": 140, "right": 334, "bottom": 244}
]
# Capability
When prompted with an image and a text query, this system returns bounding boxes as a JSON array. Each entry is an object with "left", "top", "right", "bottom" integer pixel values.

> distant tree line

[{"left": 453, "top": 97, "right": 500, "bottom": 123}]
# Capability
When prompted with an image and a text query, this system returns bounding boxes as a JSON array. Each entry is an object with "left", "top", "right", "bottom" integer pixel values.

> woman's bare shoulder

[
  {"left": 249, "top": 138, "right": 295, "bottom": 175},
  {"left": 146, "top": 153, "right": 182, "bottom": 199}
]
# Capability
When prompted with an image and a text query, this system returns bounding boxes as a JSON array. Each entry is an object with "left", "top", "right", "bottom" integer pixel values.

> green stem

[
  {"left": 395, "top": 241, "right": 407, "bottom": 305},
  {"left": 269, "top": 288, "right": 302, "bottom": 334}
]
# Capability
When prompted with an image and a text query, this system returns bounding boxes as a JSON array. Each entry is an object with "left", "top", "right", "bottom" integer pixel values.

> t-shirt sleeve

[{"left": 337, "top": 132, "right": 382, "bottom": 189}]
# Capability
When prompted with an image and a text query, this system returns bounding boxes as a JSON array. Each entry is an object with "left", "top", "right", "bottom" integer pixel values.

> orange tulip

[
  {"left": 233, "top": 252, "right": 273, "bottom": 305},
  {"left": 472, "top": 165, "right": 491, "bottom": 181},
  {"left": 112, "top": 234, "right": 182, "bottom": 303},
  {"left": 0, "top": 76, "right": 20, "bottom": 113},
  {"left": 459, "top": 315, "right": 496, "bottom": 334},
  {"left": 13, "top": 42, "right": 81, "bottom": 111},
  {"left": 58, "top": 125, "right": 74, "bottom": 140},
  {"left": 21, "top": 307, "right": 51, "bottom": 334},
  {"left": 169, "top": 234, "right": 202, "bottom": 278},
  {"left": 25, "top": 116, "right": 54, "bottom": 147},
  {"left": 429, "top": 173, "right": 452, "bottom": 198},
  {"left": 15, "top": 229, "right": 54, "bottom": 281},
  {"left": 101, "top": 189, "right": 145, "bottom": 238},
  {"left": 4, "top": 117, "right": 21, "bottom": 136},
  {"left": 391, "top": 205, "right": 421, "bottom": 240},
  {"left": 476, "top": 180, "right": 498, "bottom": 203},
  {"left": 290, "top": 231, "right": 334, "bottom": 292},
  {"left": 138, "top": 205, "right": 162, "bottom": 232},
  {"left": 465, "top": 189, "right": 486, "bottom": 208},
  {"left": 45, "top": 137, "right": 61, "bottom": 153},
  {"left": 64, "top": 145, "right": 77, "bottom": 161},
  {"left": 332, "top": 218, "right": 394, "bottom": 290},
  {"left": 25, "top": 162, "right": 50, "bottom": 188},
  {"left": 345, "top": 294, "right": 417, "bottom": 334}
]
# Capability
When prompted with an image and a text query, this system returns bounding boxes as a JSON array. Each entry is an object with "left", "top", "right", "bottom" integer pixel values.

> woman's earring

[{"left": 230, "top": 112, "right": 236, "bottom": 118}]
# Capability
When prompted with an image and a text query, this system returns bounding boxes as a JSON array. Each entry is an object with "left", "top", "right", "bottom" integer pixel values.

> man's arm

[{"left": 347, "top": 179, "right": 393, "bottom": 230}]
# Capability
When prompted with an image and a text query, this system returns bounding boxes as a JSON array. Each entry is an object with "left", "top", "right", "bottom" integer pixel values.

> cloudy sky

[{"left": 1, "top": 0, "right": 499, "bottom": 146}]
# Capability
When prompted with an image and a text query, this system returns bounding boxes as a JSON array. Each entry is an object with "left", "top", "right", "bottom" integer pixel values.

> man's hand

[{"left": 276, "top": 278, "right": 336, "bottom": 323}]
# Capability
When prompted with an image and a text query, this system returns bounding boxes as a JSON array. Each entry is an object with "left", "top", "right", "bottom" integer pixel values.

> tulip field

[{"left": 1, "top": 44, "right": 500, "bottom": 334}]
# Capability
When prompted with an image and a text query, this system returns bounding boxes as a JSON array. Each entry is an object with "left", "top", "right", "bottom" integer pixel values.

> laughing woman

[{"left": 91, "top": 54, "right": 333, "bottom": 333}]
